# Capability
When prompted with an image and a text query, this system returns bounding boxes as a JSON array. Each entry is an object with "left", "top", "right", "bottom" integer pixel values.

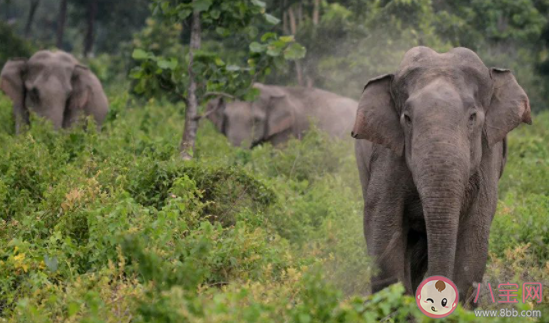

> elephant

[
  {"left": 352, "top": 46, "right": 531, "bottom": 307},
  {"left": 206, "top": 83, "right": 357, "bottom": 147},
  {"left": 0, "top": 50, "right": 109, "bottom": 134}
]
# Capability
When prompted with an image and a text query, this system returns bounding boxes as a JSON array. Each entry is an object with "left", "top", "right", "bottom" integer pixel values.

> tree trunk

[
  {"left": 288, "top": 6, "right": 304, "bottom": 86},
  {"left": 288, "top": 6, "right": 297, "bottom": 35},
  {"left": 297, "top": 0, "right": 303, "bottom": 25},
  {"left": 84, "top": 0, "right": 98, "bottom": 57},
  {"left": 282, "top": 0, "right": 289, "bottom": 34},
  {"left": 295, "top": 61, "right": 304, "bottom": 87},
  {"left": 306, "top": 76, "right": 314, "bottom": 88},
  {"left": 313, "top": 0, "right": 320, "bottom": 25},
  {"left": 56, "top": 0, "right": 67, "bottom": 49},
  {"left": 179, "top": 6, "right": 202, "bottom": 160},
  {"left": 24, "top": 0, "right": 40, "bottom": 38},
  {"left": 307, "top": 0, "right": 320, "bottom": 87}
]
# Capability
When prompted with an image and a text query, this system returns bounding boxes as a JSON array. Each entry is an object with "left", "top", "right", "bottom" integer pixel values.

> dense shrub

[
  {"left": 0, "top": 21, "right": 33, "bottom": 67},
  {"left": 0, "top": 90, "right": 547, "bottom": 322}
]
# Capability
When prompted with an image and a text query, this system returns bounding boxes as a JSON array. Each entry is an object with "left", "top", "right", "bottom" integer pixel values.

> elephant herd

[
  {"left": 0, "top": 50, "right": 358, "bottom": 146},
  {"left": 206, "top": 82, "right": 357, "bottom": 147},
  {"left": 1, "top": 47, "right": 532, "bottom": 309}
]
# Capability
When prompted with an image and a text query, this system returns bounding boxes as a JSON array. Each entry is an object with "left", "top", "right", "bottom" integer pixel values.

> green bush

[
  {"left": 490, "top": 193, "right": 549, "bottom": 264},
  {"left": 0, "top": 22, "right": 34, "bottom": 68},
  {"left": 0, "top": 89, "right": 547, "bottom": 322}
]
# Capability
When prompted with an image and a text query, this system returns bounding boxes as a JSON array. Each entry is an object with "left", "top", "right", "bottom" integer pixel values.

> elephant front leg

[
  {"left": 364, "top": 201, "right": 408, "bottom": 294},
  {"left": 453, "top": 208, "right": 492, "bottom": 308},
  {"left": 14, "top": 103, "right": 29, "bottom": 134},
  {"left": 62, "top": 104, "right": 84, "bottom": 129}
]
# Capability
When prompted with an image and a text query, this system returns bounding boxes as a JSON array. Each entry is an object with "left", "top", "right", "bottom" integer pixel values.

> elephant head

[
  {"left": 352, "top": 46, "right": 531, "bottom": 278},
  {"left": 0, "top": 50, "right": 107, "bottom": 133},
  {"left": 206, "top": 83, "right": 295, "bottom": 147}
]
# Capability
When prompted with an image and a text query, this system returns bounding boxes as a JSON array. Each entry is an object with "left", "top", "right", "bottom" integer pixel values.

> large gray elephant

[
  {"left": 352, "top": 47, "right": 531, "bottom": 307},
  {"left": 206, "top": 83, "right": 357, "bottom": 147},
  {"left": 0, "top": 50, "right": 108, "bottom": 133}
]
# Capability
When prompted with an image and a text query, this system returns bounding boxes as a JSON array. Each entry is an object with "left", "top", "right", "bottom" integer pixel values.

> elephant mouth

[{"left": 431, "top": 306, "right": 437, "bottom": 312}]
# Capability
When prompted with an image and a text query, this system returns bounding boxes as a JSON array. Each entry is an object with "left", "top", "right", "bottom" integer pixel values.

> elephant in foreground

[
  {"left": 0, "top": 50, "right": 109, "bottom": 133},
  {"left": 352, "top": 47, "right": 531, "bottom": 306},
  {"left": 206, "top": 83, "right": 357, "bottom": 147}
]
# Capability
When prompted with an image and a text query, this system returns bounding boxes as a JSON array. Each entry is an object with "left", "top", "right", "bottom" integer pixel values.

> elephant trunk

[
  {"left": 13, "top": 103, "right": 29, "bottom": 134},
  {"left": 412, "top": 136, "right": 469, "bottom": 278}
]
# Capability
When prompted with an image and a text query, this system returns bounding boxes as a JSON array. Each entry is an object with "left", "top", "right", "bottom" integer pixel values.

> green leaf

[
  {"left": 226, "top": 65, "right": 241, "bottom": 72},
  {"left": 210, "top": 9, "right": 221, "bottom": 19},
  {"left": 215, "top": 57, "right": 225, "bottom": 66},
  {"left": 249, "top": 42, "right": 266, "bottom": 53},
  {"left": 251, "top": 0, "right": 266, "bottom": 8},
  {"left": 261, "top": 32, "right": 277, "bottom": 42},
  {"left": 193, "top": 0, "right": 212, "bottom": 12},
  {"left": 247, "top": 26, "right": 259, "bottom": 39},
  {"left": 267, "top": 46, "right": 282, "bottom": 57},
  {"left": 157, "top": 59, "right": 178, "bottom": 70},
  {"left": 178, "top": 9, "right": 192, "bottom": 20},
  {"left": 194, "top": 50, "right": 217, "bottom": 59},
  {"left": 132, "top": 49, "right": 150, "bottom": 60},
  {"left": 284, "top": 43, "right": 307, "bottom": 60},
  {"left": 216, "top": 27, "right": 229, "bottom": 37},
  {"left": 279, "top": 35, "right": 295, "bottom": 43},
  {"left": 264, "top": 13, "right": 280, "bottom": 25}
]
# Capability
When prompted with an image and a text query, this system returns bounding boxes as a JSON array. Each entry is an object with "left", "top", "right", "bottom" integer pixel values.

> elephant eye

[
  {"left": 403, "top": 113, "right": 412, "bottom": 125},
  {"left": 441, "top": 298, "right": 448, "bottom": 307},
  {"left": 29, "top": 88, "right": 39, "bottom": 101},
  {"left": 426, "top": 298, "right": 434, "bottom": 303},
  {"left": 468, "top": 112, "right": 477, "bottom": 125}
]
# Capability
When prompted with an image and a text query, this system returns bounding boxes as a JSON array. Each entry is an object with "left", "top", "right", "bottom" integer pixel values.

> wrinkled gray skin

[
  {"left": 353, "top": 47, "right": 532, "bottom": 307},
  {"left": 207, "top": 83, "right": 357, "bottom": 147},
  {"left": 0, "top": 50, "right": 108, "bottom": 133}
]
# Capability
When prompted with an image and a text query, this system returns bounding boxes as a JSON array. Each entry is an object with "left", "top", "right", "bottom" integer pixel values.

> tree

[
  {"left": 83, "top": 0, "right": 98, "bottom": 57},
  {"left": 131, "top": 0, "right": 306, "bottom": 159},
  {"left": 0, "top": 21, "right": 34, "bottom": 67},
  {"left": 180, "top": 5, "right": 202, "bottom": 159},
  {"left": 24, "top": 0, "right": 41, "bottom": 38},
  {"left": 56, "top": 0, "right": 67, "bottom": 48}
]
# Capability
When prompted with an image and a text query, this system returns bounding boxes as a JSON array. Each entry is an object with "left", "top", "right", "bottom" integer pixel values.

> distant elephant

[
  {"left": 206, "top": 83, "right": 357, "bottom": 147},
  {"left": 352, "top": 47, "right": 531, "bottom": 306},
  {"left": 0, "top": 50, "right": 108, "bottom": 133}
]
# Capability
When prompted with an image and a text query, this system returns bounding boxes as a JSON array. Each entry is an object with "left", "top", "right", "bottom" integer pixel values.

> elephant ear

[
  {"left": 352, "top": 74, "right": 403, "bottom": 156},
  {"left": 265, "top": 94, "right": 294, "bottom": 138},
  {"left": 0, "top": 59, "right": 26, "bottom": 103},
  {"left": 70, "top": 65, "right": 93, "bottom": 111},
  {"left": 65, "top": 65, "right": 94, "bottom": 127},
  {"left": 1, "top": 59, "right": 29, "bottom": 133},
  {"left": 206, "top": 97, "right": 226, "bottom": 133},
  {"left": 485, "top": 68, "right": 532, "bottom": 147}
]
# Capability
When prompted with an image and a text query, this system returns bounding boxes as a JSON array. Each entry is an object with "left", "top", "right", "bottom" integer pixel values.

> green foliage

[
  {"left": 1, "top": 1, "right": 549, "bottom": 321},
  {"left": 130, "top": 0, "right": 305, "bottom": 102},
  {"left": 499, "top": 112, "right": 549, "bottom": 194},
  {"left": 491, "top": 193, "right": 549, "bottom": 264},
  {"left": 0, "top": 87, "right": 547, "bottom": 321},
  {"left": 131, "top": 18, "right": 185, "bottom": 59},
  {"left": 0, "top": 21, "right": 33, "bottom": 67},
  {"left": 261, "top": 0, "right": 549, "bottom": 110}
]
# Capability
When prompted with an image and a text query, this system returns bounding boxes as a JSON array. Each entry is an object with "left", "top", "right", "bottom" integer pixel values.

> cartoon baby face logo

[{"left": 416, "top": 276, "right": 459, "bottom": 318}]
